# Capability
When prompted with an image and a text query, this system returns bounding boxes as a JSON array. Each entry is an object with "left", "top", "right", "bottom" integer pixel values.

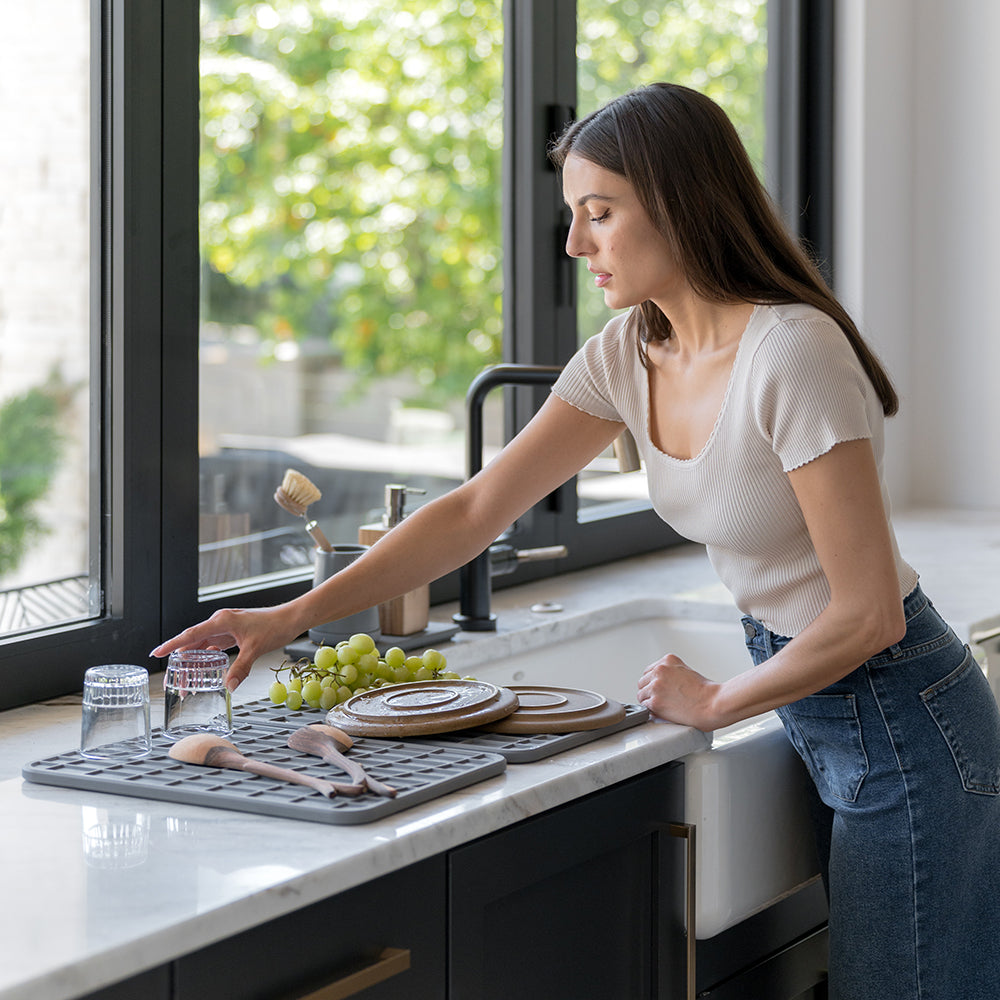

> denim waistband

[
  {"left": 901, "top": 581, "right": 928, "bottom": 620},
  {"left": 742, "top": 583, "right": 926, "bottom": 657}
]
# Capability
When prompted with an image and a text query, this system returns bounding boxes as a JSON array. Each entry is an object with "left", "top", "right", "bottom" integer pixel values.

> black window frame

[
  {"left": 1, "top": 0, "right": 832, "bottom": 709},
  {"left": 1, "top": 0, "right": 172, "bottom": 709}
]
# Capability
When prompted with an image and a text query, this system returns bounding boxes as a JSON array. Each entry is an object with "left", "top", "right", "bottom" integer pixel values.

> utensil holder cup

[{"left": 308, "top": 544, "right": 380, "bottom": 644}]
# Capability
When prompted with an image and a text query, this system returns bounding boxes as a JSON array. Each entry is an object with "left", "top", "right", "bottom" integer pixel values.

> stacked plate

[
  {"left": 325, "top": 679, "right": 628, "bottom": 738},
  {"left": 480, "top": 685, "right": 626, "bottom": 734}
]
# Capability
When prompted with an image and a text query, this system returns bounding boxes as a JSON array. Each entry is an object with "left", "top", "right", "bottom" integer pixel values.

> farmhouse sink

[{"left": 444, "top": 597, "right": 821, "bottom": 938}]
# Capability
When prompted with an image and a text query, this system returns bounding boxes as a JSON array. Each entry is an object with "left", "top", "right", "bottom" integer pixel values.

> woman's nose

[{"left": 564, "top": 217, "right": 591, "bottom": 258}]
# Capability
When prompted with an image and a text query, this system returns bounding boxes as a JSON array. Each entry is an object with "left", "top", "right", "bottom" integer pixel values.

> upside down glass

[
  {"left": 80, "top": 664, "right": 152, "bottom": 760},
  {"left": 163, "top": 649, "right": 232, "bottom": 741}
]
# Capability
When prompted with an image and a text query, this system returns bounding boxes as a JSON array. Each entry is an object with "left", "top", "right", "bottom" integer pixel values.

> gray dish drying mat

[
  {"left": 233, "top": 700, "right": 651, "bottom": 763},
  {"left": 403, "top": 703, "right": 650, "bottom": 761},
  {"left": 21, "top": 721, "right": 506, "bottom": 825}
]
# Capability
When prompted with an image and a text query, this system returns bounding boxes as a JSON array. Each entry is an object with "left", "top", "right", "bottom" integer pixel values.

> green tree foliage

[
  {"left": 0, "top": 383, "right": 65, "bottom": 575},
  {"left": 577, "top": 0, "right": 766, "bottom": 162},
  {"left": 201, "top": 0, "right": 504, "bottom": 404},
  {"left": 200, "top": 0, "right": 766, "bottom": 404}
]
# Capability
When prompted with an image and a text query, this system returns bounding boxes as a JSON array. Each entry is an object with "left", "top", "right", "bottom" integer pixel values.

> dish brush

[{"left": 274, "top": 469, "right": 332, "bottom": 552}]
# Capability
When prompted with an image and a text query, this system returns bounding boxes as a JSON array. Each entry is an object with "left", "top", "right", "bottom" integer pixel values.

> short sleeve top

[{"left": 551, "top": 302, "right": 917, "bottom": 636}]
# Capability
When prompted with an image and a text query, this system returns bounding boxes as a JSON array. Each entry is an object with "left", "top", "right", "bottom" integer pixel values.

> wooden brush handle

[{"left": 304, "top": 519, "right": 332, "bottom": 552}]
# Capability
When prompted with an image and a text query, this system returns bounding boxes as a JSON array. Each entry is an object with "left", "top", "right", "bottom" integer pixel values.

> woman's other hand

[{"left": 637, "top": 654, "right": 721, "bottom": 731}]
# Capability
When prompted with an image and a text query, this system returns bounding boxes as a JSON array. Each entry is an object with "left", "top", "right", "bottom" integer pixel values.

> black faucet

[{"left": 452, "top": 364, "right": 568, "bottom": 631}]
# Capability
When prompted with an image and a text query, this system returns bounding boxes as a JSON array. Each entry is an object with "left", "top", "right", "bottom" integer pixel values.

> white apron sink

[{"left": 444, "top": 597, "right": 820, "bottom": 938}]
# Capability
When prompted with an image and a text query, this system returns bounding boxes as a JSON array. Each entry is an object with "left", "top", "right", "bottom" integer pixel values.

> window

[
  {"left": 196, "top": 1, "right": 504, "bottom": 594},
  {"left": 1, "top": 0, "right": 173, "bottom": 708},
  {"left": 1, "top": 0, "right": 830, "bottom": 709},
  {"left": 575, "top": 0, "right": 768, "bottom": 345},
  {"left": 570, "top": 0, "right": 768, "bottom": 524},
  {"left": 0, "top": 7, "right": 96, "bottom": 637}
]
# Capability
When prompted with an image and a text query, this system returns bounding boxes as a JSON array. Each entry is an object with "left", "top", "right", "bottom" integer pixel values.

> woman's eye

[{"left": 589, "top": 210, "right": 610, "bottom": 223}]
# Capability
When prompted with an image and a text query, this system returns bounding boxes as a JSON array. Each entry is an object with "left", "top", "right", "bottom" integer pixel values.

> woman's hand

[
  {"left": 150, "top": 605, "right": 303, "bottom": 691},
  {"left": 637, "top": 654, "right": 721, "bottom": 731}
]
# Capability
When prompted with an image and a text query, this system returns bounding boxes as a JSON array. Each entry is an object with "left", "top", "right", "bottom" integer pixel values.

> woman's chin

[{"left": 601, "top": 288, "right": 634, "bottom": 310}]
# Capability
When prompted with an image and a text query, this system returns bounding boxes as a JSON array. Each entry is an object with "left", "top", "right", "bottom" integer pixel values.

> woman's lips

[{"left": 594, "top": 271, "right": 611, "bottom": 288}]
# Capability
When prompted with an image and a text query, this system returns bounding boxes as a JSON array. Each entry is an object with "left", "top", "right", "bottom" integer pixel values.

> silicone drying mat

[
  {"left": 407, "top": 704, "right": 651, "bottom": 762},
  {"left": 21, "top": 721, "right": 506, "bottom": 826},
  {"left": 234, "top": 701, "right": 651, "bottom": 763}
]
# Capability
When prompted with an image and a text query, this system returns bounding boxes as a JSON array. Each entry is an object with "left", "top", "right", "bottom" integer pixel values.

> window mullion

[
  {"left": 490, "top": 0, "right": 576, "bottom": 582},
  {"left": 108, "top": 0, "right": 164, "bottom": 652},
  {"left": 160, "top": 0, "right": 207, "bottom": 638},
  {"left": 766, "top": 0, "right": 835, "bottom": 283}
]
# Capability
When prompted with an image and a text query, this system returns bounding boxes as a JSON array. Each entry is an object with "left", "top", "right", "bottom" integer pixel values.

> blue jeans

[{"left": 743, "top": 585, "right": 1000, "bottom": 1000}]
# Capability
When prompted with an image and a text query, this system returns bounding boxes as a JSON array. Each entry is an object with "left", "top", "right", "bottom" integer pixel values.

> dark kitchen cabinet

[
  {"left": 78, "top": 766, "right": 690, "bottom": 1000},
  {"left": 172, "top": 853, "right": 446, "bottom": 1000},
  {"left": 78, "top": 967, "right": 171, "bottom": 1000},
  {"left": 448, "top": 763, "right": 689, "bottom": 1000},
  {"left": 76, "top": 761, "right": 825, "bottom": 1000}
]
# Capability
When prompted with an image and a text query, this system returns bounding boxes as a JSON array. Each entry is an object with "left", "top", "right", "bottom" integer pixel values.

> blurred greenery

[
  {"left": 200, "top": 0, "right": 766, "bottom": 406},
  {"left": 0, "top": 381, "right": 65, "bottom": 576}
]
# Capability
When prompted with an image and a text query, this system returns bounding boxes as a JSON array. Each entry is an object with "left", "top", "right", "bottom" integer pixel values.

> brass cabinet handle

[
  {"left": 667, "top": 822, "right": 697, "bottom": 1000},
  {"left": 295, "top": 947, "right": 411, "bottom": 1000}
]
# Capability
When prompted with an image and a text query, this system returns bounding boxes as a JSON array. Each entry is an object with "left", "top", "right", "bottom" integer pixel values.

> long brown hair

[{"left": 549, "top": 83, "right": 898, "bottom": 416}]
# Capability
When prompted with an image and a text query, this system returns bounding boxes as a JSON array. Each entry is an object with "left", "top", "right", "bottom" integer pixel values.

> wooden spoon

[
  {"left": 167, "top": 733, "right": 360, "bottom": 798},
  {"left": 287, "top": 724, "right": 398, "bottom": 798}
]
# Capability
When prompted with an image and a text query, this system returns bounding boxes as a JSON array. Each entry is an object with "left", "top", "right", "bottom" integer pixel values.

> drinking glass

[
  {"left": 80, "top": 664, "right": 152, "bottom": 760},
  {"left": 163, "top": 649, "right": 232, "bottom": 741}
]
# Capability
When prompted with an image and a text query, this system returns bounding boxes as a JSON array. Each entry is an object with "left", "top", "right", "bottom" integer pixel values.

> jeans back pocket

[
  {"left": 778, "top": 693, "right": 869, "bottom": 803},
  {"left": 921, "top": 648, "right": 1000, "bottom": 796}
]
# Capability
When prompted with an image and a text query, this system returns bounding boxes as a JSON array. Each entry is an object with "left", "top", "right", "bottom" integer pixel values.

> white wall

[{"left": 836, "top": 0, "right": 1000, "bottom": 510}]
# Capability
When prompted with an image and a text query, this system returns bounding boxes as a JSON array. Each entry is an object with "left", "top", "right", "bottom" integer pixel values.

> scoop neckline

[{"left": 642, "top": 304, "right": 760, "bottom": 465}]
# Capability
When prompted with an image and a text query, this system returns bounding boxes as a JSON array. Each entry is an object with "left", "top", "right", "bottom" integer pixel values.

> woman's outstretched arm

[{"left": 152, "top": 395, "right": 624, "bottom": 689}]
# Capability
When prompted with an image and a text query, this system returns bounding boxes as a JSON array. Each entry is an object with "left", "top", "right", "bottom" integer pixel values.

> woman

[{"left": 154, "top": 84, "right": 1000, "bottom": 998}]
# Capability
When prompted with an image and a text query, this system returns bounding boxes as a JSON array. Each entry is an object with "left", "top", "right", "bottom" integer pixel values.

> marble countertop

[
  {"left": 2, "top": 713, "right": 705, "bottom": 1000},
  {"left": 1, "top": 508, "right": 997, "bottom": 1000}
]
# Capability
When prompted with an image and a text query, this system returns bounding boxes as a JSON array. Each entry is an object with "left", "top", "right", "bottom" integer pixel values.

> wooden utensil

[
  {"left": 166, "top": 733, "right": 359, "bottom": 798},
  {"left": 288, "top": 724, "right": 398, "bottom": 798}
]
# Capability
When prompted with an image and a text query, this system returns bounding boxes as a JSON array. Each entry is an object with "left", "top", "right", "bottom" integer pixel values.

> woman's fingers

[
  {"left": 150, "top": 610, "right": 240, "bottom": 659},
  {"left": 637, "top": 654, "right": 718, "bottom": 730}
]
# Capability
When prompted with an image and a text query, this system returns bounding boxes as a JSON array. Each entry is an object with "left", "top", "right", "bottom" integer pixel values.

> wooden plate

[
  {"left": 325, "top": 679, "right": 519, "bottom": 736},
  {"left": 477, "top": 685, "right": 627, "bottom": 734}
]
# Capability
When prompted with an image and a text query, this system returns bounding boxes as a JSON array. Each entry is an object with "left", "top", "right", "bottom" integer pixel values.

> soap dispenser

[{"left": 358, "top": 484, "right": 429, "bottom": 637}]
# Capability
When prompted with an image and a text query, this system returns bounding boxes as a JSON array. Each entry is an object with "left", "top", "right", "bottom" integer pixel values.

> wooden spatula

[
  {"left": 287, "top": 724, "right": 397, "bottom": 798},
  {"left": 167, "top": 733, "right": 362, "bottom": 797}
]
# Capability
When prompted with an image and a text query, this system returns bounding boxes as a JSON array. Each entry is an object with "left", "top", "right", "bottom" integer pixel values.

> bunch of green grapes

[{"left": 267, "top": 632, "right": 463, "bottom": 712}]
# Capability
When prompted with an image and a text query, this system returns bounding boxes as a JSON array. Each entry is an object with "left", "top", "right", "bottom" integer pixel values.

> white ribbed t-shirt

[{"left": 552, "top": 302, "right": 917, "bottom": 637}]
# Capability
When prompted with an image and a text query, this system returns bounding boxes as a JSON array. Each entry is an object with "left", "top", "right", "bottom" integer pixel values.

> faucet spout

[{"left": 453, "top": 364, "right": 563, "bottom": 631}]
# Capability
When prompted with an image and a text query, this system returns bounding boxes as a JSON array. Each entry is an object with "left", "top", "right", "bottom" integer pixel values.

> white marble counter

[
  {"left": 1, "top": 718, "right": 705, "bottom": 1000},
  {"left": 1, "top": 509, "right": 997, "bottom": 1000},
  {"left": 0, "top": 540, "right": 720, "bottom": 1000}
]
